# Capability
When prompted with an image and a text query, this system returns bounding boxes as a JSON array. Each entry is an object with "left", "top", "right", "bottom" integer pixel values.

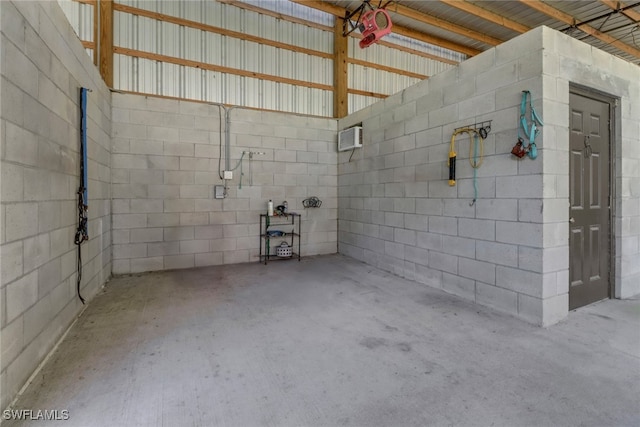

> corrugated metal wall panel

[
  {"left": 58, "top": 0, "right": 94, "bottom": 57},
  {"left": 112, "top": 0, "right": 336, "bottom": 114},
  {"left": 57, "top": 0, "right": 464, "bottom": 116},
  {"left": 348, "top": 94, "right": 377, "bottom": 114}
]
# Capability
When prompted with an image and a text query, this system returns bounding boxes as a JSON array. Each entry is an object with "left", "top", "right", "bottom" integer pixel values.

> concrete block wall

[
  {"left": 338, "top": 26, "right": 640, "bottom": 326},
  {"left": 539, "top": 28, "right": 640, "bottom": 299},
  {"left": 111, "top": 93, "right": 337, "bottom": 273},
  {"left": 1, "top": 0, "right": 112, "bottom": 411}
]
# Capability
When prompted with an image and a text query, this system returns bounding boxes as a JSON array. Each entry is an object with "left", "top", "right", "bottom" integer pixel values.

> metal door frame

[{"left": 569, "top": 83, "right": 618, "bottom": 302}]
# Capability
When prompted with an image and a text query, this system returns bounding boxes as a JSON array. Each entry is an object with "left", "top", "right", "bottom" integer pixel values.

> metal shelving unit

[{"left": 259, "top": 213, "right": 301, "bottom": 264}]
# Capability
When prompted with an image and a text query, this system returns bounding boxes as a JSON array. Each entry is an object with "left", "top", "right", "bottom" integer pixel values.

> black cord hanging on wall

[{"left": 74, "top": 87, "right": 90, "bottom": 304}]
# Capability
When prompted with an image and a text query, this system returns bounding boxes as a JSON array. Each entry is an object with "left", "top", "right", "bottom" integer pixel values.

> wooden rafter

[
  {"left": 334, "top": 17, "right": 348, "bottom": 118},
  {"left": 521, "top": 0, "right": 640, "bottom": 59},
  {"left": 114, "top": 47, "right": 335, "bottom": 92},
  {"left": 98, "top": 0, "right": 113, "bottom": 87},
  {"left": 387, "top": 1, "right": 504, "bottom": 46},
  {"left": 289, "top": 0, "right": 480, "bottom": 56},
  {"left": 599, "top": 0, "right": 640, "bottom": 23},
  {"left": 221, "top": 0, "right": 459, "bottom": 64},
  {"left": 347, "top": 58, "right": 427, "bottom": 80},
  {"left": 439, "top": 0, "right": 530, "bottom": 34},
  {"left": 114, "top": 3, "right": 333, "bottom": 59}
]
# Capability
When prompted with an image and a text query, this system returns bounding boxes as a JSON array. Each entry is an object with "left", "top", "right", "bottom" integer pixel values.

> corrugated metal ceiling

[{"left": 325, "top": 0, "right": 640, "bottom": 64}]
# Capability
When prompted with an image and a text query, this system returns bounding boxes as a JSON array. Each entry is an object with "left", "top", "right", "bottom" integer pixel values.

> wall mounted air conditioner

[{"left": 338, "top": 126, "right": 363, "bottom": 151}]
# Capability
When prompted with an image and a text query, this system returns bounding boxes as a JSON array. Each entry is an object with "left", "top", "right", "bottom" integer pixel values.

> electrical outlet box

[
  {"left": 214, "top": 185, "right": 225, "bottom": 199},
  {"left": 223, "top": 170, "right": 233, "bottom": 180}
]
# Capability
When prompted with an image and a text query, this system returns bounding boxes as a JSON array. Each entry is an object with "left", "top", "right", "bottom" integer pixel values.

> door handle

[{"left": 569, "top": 217, "right": 575, "bottom": 223}]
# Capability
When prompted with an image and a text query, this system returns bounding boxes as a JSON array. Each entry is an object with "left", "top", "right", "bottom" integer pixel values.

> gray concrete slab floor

[{"left": 3, "top": 254, "right": 640, "bottom": 426}]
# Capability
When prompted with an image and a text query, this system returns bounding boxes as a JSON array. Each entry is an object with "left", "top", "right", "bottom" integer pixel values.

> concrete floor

[{"left": 4, "top": 254, "right": 640, "bottom": 427}]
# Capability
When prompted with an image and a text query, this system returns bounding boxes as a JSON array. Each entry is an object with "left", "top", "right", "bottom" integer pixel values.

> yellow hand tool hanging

[{"left": 448, "top": 128, "right": 480, "bottom": 186}]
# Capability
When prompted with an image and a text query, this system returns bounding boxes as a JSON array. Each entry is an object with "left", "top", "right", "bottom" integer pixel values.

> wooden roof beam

[
  {"left": 289, "top": 0, "right": 481, "bottom": 56},
  {"left": 521, "top": 0, "right": 640, "bottom": 59},
  {"left": 599, "top": 0, "right": 640, "bottom": 23},
  {"left": 439, "top": 0, "right": 530, "bottom": 34},
  {"left": 386, "top": 2, "right": 504, "bottom": 46}
]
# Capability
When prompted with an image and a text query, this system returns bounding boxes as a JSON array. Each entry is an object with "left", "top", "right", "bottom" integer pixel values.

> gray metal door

[{"left": 569, "top": 92, "right": 611, "bottom": 310}]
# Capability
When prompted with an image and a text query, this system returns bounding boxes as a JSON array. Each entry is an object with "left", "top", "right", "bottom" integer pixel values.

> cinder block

[
  {"left": 443, "top": 199, "right": 475, "bottom": 219},
  {"left": 48, "top": 227, "right": 71, "bottom": 259},
  {"left": 112, "top": 230, "right": 130, "bottom": 244},
  {"left": 165, "top": 171, "right": 195, "bottom": 185},
  {"left": 428, "top": 251, "right": 457, "bottom": 274},
  {"left": 404, "top": 214, "right": 427, "bottom": 231},
  {"left": 164, "top": 227, "right": 195, "bottom": 241},
  {"left": 1, "top": 162, "right": 24, "bottom": 202},
  {"left": 23, "top": 294, "right": 54, "bottom": 345},
  {"left": 441, "top": 236, "right": 476, "bottom": 259},
  {"left": 180, "top": 212, "right": 209, "bottom": 226},
  {"left": 112, "top": 214, "right": 146, "bottom": 230},
  {"left": 416, "top": 232, "right": 442, "bottom": 251},
  {"left": 37, "top": 257, "right": 61, "bottom": 297},
  {"left": 2, "top": 38, "right": 39, "bottom": 99},
  {"left": 459, "top": 218, "right": 495, "bottom": 241},
  {"left": 180, "top": 157, "right": 210, "bottom": 171},
  {"left": 476, "top": 241, "right": 518, "bottom": 267},
  {"left": 518, "top": 199, "right": 543, "bottom": 223},
  {"left": 112, "top": 154, "right": 148, "bottom": 170},
  {"left": 5, "top": 270, "right": 38, "bottom": 323},
  {"left": 179, "top": 185, "right": 210, "bottom": 199},
  {"left": 428, "top": 216, "right": 457, "bottom": 236},
  {"left": 147, "top": 213, "right": 180, "bottom": 227},
  {"left": 130, "top": 228, "right": 163, "bottom": 243},
  {"left": 164, "top": 199, "right": 195, "bottom": 213},
  {"left": 5, "top": 122, "right": 39, "bottom": 167},
  {"left": 147, "top": 241, "right": 180, "bottom": 257},
  {"left": 459, "top": 257, "right": 495, "bottom": 284},
  {"left": 222, "top": 199, "right": 249, "bottom": 212},
  {"left": 164, "top": 254, "right": 195, "bottom": 270},
  {"left": 164, "top": 141, "right": 194, "bottom": 156},
  {"left": 5, "top": 203, "right": 38, "bottom": 242},
  {"left": 130, "top": 257, "right": 163, "bottom": 273},
  {"left": 476, "top": 282, "right": 518, "bottom": 316},
  {"left": 1, "top": 241, "right": 24, "bottom": 285},
  {"left": 442, "top": 272, "right": 475, "bottom": 301},
  {"left": 1, "top": 78, "right": 25, "bottom": 127},
  {"left": 496, "top": 175, "right": 543, "bottom": 199},
  {"left": 542, "top": 246, "right": 569, "bottom": 273},
  {"left": 496, "top": 221, "right": 543, "bottom": 247},
  {"left": 223, "top": 250, "right": 249, "bottom": 264},
  {"left": 148, "top": 156, "right": 179, "bottom": 170},
  {"left": 195, "top": 252, "right": 224, "bottom": 267},
  {"left": 179, "top": 239, "right": 209, "bottom": 254},
  {"left": 147, "top": 185, "right": 180, "bottom": 199},
  {"left": 130, "top": 199, "right": 163, "bottom": 214},
  {"left": 516, "top": 294, "right": 543, "bottom": 325},
  {"left": 23, "top": 234, "right": 50, "bottom": 273},
  {"left": 496, "top": 265, "right": 544, "bottom": 298},
  {"left": 129, "top": 140, "right": 164, "bottom": 155},
  {"left": 475, "top": 199, "right": 517, "bottom": 221},
  {"left": 129, "top": 170, "right": 164, "bottom": 185},
  {"left": 394, "top": 228, "right": 416, "bottom": 246},
  {"left": 113, "top": 122, "right": 147, "bottom": 139},
  {"left": 194, "top": 225, "right": 223, "bottom": 239},
  {"left": 541, "top": 293, "right": 569, "bottom": 326},
  {"left": 542, "top": 222, "right": 568, "bottom": 248}
]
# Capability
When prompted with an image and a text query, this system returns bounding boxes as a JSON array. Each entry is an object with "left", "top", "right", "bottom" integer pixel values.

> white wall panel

[{"left": 92, "top": 0, "right": 462, "bottom": 116}]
